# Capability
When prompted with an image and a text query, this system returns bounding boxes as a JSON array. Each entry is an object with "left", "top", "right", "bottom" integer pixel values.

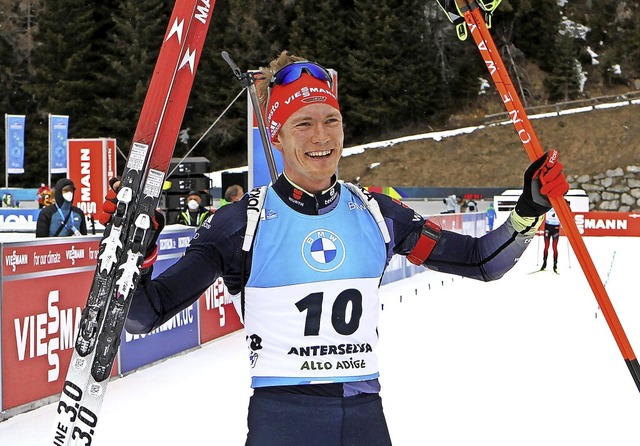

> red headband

[{"left": 265, "top": 73, "right": 340, "bottom": 141}]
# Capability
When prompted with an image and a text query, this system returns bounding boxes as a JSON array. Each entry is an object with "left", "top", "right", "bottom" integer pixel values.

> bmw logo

[{"left": 302, "top": 229, "right": 345, "bottom": 272}]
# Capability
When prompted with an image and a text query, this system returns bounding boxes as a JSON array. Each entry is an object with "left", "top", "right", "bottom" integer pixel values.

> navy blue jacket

[
  {"left": 35, "top": 178, "right": 87, "bottom": 238},
  {"left": 127, "top": 175, "right": 532, "bottom": 334}
]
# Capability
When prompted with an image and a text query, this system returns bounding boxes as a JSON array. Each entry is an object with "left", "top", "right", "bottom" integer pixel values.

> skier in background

[
  {"left": 105, "top": 52, "right": 570, "bottom": 446},
  {"left": 540, "top": 207, "right": 561, "bottom": 273}
]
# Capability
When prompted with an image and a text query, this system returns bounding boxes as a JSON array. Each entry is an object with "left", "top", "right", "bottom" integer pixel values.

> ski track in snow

[{"left": 1, "top": 236, "right": 639, "bottom": 445}]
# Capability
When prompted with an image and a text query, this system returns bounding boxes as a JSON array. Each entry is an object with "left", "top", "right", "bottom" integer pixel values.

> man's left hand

[{"left": 516, "top": 149, "right": 570, "bottom": 217}]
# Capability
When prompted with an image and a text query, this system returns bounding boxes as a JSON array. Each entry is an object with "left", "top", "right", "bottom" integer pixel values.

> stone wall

[{"left": 567, "top": 165, "right": 640, "bottom": 212}]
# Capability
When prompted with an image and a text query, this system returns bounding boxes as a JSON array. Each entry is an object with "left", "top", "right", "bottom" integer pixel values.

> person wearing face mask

[
  {"left": 174, "top": 190, "right": 214, "bottom": 227},
  {"left": 35, "top": 178, "right": 87, "bottom": 238}
]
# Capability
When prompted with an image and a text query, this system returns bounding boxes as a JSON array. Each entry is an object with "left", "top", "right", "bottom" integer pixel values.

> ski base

[{"left": 49, "top": 1, "right": 216, "bottom": 444}]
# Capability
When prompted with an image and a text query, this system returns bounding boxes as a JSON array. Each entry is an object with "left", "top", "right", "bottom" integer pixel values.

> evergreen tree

[
  {"left": 343, "top": 0, "right": 448, "bottom": 141},
  {"left": 1, "top": 0, "right": 43, "bottom": 185},
  {"left": 545, "top": 34, "right": 581, "bottom": 101},
  {"left": 287, "top": 0, "right": 361, "bottom": 143},
  {"left": 0, "top": 34, "right": 11, "bottom": 177},
  {"left": 289, "top": 0, "right": 349, "bottom": 68},
  {"left": 182, "top": 0, "right": 255, "bottom": 169},
  {"left": 178, "top": 0, "right": 297, "bottom": 170},
  {"left": 598, "top": 2, "right": 640, "bottom": 87},
  {"left": 396, "top": 2, "right": 449, "bottom": 131},
  {"left": 343, "top": 0, "right": 407, "bottom": 140},
  {"left": 0, "top": 0, "right": 39, "bottom": 113},
  {"left": 97, "top": 0, "right": 170, "bottom": 173},
  {"left": 289, "top": 0, "right": 446, "bottom": 143},
  {"left": 581, "top": 0, "right": 617, "bottom": 49},
  {"left": 2, "top": 0, "right": 639, "bottom": 183},
  {"left": 495, "top": 0, "right": 562, "bottom": 72},
  {"left": 25, "top": 0, "right": 116, "bottom": 185},
  {"left": 0, "top": 33, "right": 13, "bottom": 112},
  {"left": 427, "top": 3, "right": 484, "bottom": 114},
  {"left": 628, "top": 4, "right": 640, "bottom": 78}
]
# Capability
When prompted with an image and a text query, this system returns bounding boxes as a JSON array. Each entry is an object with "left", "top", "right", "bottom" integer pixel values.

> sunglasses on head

[
  {"left": 269, "top": 61, "right": 333, "bottom": 88},
  {"left": 264, "top": 61, "right": 334, "bottom": 127}
]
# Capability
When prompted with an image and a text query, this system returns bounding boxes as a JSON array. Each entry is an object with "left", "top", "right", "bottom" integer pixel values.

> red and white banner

[
  {"left": 67, "top": 138, "right": 117, "bottom": 222},
  {"left": 572, "top": 212, "right": 640, "bottom": 236},
  {"left": 428, "top": 213, "right": 463, "bottom": 233},
  {"left": 1, "top": 238, "right": 118, "bottom": 411},
  {"left": 199, "top": 277, "right": 243, "bottom": 344}
]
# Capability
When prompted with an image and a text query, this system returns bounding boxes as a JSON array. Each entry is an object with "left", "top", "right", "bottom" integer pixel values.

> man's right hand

[
  {"left": 99, "top": 177, "right": 165, "bottom": 268},
  {"left": 98, "top": 178, "right": 120, "bottom": 226}
]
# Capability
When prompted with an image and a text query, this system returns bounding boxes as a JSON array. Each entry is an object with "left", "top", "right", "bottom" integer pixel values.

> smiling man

[
  {"left": 263, "top": 55, "right": 344, "bottom": 194},
  {"left": 121, "top": 51, "right": 569, "bottom": 445}
]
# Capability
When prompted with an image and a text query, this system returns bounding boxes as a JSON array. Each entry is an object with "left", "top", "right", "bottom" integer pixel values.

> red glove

[
  {"left": 515, "top": 150, "right": 570, "bottom": 217},
  {"left": 98, "top": 177, "right": 120, "bottom": 226},
  {"left": 534, "top": 149, "right": 569, "bottom": 199},
  {"left": 99, "top": 188, "right": 118, "bottom": 226}
]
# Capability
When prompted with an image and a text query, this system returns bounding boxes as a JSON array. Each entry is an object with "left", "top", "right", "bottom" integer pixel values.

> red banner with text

[
  {"left": 67, "top": 138, "right": 117, "bottom": 224},
  {"left": 1, "top": 238, "right": 117, "bottom": 411},
  {"left": 572, "top": 212, "right": 640, "bottom": 236},
  {"left": 199, "top": 277, "right": 243, "bottom": 344}
]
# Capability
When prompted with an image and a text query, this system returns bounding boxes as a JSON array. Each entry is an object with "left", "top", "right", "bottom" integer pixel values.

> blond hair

[{"left": 256, "top": 51, "right": 307, "bottom": 110}]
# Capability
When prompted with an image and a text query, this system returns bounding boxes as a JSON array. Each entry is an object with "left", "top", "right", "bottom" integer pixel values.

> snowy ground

[{"left": 1, "top": 236, "right": 639, "bottom": 445}]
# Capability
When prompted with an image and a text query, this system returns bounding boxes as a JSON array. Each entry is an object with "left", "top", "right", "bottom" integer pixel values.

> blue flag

[
  {"left": 49, "top": 115, "right": 69, "bottom": 174},
  {"left": 5, "top": 115, "right": 26, "bottom": 174}
]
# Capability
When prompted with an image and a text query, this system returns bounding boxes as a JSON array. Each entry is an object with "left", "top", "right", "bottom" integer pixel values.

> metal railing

[{"left": 484, "top": 90, "right": 640, "bottom": 124}]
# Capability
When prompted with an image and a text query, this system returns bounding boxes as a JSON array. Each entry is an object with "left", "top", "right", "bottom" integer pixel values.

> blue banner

[
  {"left": 5, "top": 115, "right": 26, "bottom": 174},
  {"left": 252, "top": 127, "right": 284, "bottom": 187},
  {"left": 49, "top": 115, "right": 69, "bottom": 174},
  {"left": 119, "top": 227, "right": 200, "bottom": 374},
  {"left": 0, "top": 208, "right": 40, "bottom": 229}
]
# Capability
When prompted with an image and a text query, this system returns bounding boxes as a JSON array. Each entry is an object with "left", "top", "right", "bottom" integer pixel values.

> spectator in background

[
  {"left": 441, "top": 194, "right": 458, "bottom": 214},
  {"left": 224, "top": 184, "right": 245, "bottom": 205},
  {"left": 36, "top": 178, "right": 87, "bottom": 237},
  {"left": 175, "top": 190, "right": 213, "bottom": 227},
  {"left": 42, "top": 190, "right": 55, "bottom": 207},
  {"left": 465, "top": 199, "right": 478, "bottom": 212},
  {"left": 2, "top": 193, "right": 17, "bottom": 208},
  {"left": 486, "top": 202, "right": 497, "bottom": 231},
  {"left": 37, "top": 183, "right": 51, "bottom": 208}
]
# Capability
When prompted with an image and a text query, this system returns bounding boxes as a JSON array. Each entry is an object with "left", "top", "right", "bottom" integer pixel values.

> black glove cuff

[{"left": 515, "top": 194, "right": 551, "bottom": 217}]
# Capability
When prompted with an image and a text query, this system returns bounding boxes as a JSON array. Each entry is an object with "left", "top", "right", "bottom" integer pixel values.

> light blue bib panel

[
  {"left": 244, "top": 187, "right": 387, "bottom": 388},
  {"left": 545, "top": 208, "right": 560, "bottom": 225}
]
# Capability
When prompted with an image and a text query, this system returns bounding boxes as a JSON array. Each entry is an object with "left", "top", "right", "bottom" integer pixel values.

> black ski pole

[{"left": 221, "top": 51, "right": 278, "bottom": 183}]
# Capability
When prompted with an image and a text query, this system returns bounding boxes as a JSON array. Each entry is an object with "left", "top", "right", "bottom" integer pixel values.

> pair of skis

[
  {"left": 48, "top": 1, "right": 638, "bottom": 443},
  {"left": 436, "top": 0, "right": 640, "bottom": 392},
  {"left": 50, "top": 1, "right": 215, "bottom": 444}
]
